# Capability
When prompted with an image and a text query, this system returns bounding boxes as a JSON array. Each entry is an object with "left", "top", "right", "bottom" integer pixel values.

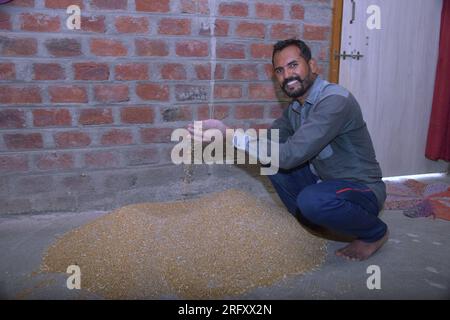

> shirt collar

[
  {"left": 290, "top": 75, "right": 324, "bottom": 112},
  {"left": 304, "top": 75, "right": 324, "bottom": 105}
]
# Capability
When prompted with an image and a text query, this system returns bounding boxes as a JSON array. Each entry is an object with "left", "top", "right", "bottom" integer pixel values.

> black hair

[{"left": 272, "top": 39, "right": 312, "bottom": 65}]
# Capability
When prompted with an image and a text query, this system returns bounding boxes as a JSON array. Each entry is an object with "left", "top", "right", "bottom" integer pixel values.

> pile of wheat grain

[{"left": 41, "top": 189, "right": 327, "bottom": 299}]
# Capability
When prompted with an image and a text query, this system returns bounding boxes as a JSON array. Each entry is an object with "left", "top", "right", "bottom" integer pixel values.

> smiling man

[{"left": 188, "top": 39, "right": 389, "bottom": 261}]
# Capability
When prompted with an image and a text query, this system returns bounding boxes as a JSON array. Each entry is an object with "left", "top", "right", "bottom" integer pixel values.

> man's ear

[{"left": 309, "top": 59, "right": 319, "bottom": 75}]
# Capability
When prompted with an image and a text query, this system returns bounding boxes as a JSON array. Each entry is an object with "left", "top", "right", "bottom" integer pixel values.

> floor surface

[{"left": 1, "top": 171, "right": 449, "bottom": 300}]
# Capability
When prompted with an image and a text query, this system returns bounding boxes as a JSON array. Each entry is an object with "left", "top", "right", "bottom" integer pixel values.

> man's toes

[
  {"left": 341, "top": 250, "right": 355, "bottom": 260},
  {"left": 336, "top": 244, "right": 351, "bottom": 255},
  {"left": 341, "top": 246, "right": 363, "bottom": 261},
  {"left": 344, "top": 251, "right": 357, "bottom": 260}
]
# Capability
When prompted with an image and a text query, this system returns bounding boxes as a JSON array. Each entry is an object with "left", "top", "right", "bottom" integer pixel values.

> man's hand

[{"left": 187, "top": 119, "right": 229, "bottom": 142}]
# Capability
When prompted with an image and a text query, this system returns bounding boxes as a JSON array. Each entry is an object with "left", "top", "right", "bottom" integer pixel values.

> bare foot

[{"left": 335, "top": 230, "right": 389, "bottom": 261}]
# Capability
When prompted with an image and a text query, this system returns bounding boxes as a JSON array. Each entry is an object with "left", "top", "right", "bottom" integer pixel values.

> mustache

[{"left": 282, "top": 76, "right": 304, "bottom": 88}]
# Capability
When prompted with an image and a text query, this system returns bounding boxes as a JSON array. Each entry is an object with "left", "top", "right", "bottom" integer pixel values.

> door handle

[
  {"left": 335, "top": 51, "right": 364, "bottom": 60},
  {"left": 350, "top": 0, "right": 356, "bottom": 24}
]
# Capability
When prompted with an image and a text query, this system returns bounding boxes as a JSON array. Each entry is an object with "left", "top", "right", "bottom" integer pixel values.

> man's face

[{"left": 273, "top": 45, "right": 317, "bottom": 99}]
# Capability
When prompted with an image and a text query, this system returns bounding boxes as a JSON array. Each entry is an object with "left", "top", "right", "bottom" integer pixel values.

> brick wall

[{"left": 0, "top": 0, "right": 333, "bottom": 214}]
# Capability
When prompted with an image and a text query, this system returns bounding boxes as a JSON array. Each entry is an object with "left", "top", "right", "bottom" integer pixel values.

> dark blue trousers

[{"left": 268, "top": 163, "right": 387, "bottom": 243}]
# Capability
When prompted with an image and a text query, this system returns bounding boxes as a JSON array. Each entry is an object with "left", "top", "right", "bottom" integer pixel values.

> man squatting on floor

[{"left": 188, "top": 39, "right": 389, "bottom": 261}]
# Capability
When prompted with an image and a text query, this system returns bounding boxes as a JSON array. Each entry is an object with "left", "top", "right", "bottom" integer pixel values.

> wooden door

[{"left": 338, "top": 0, "right": 447, "bottom": 177}]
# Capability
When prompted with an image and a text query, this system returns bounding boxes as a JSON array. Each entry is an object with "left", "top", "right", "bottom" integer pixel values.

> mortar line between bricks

[
  {"left": 0, "top": 162, "right": 190, "bottom": 178},
  {"left": 0, "top": 31, "right": 330, "bottom": 43},
  {"left": 0, "top": 142, "right": 175, "bottom": 156},
  {"left": 0, "top": 101, "right": 288, "bottom": 111},
  {"left": 2, "top": 7, "right": 321, "bottom": 24}
]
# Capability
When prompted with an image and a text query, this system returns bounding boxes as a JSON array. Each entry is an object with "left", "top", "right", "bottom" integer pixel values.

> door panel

[{"left": 338, "top": 0, "right": 446, "bottom": 177}]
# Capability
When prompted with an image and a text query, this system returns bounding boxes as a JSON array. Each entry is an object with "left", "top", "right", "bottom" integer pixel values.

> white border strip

[{"left": 383, "top": 172, "right": 447, "bottom": 182}]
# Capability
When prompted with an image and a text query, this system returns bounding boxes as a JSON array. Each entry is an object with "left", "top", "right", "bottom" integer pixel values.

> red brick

[
  {"left": 318, "top": 45, "right": 329, "bottom": 61},
  {"left": 179, "top": 0, "right": 198, "bottom": 13},
  {"left": 135, "top": 39, "right": 169, "bottom": 56},
  {"left": 215, "top": 64, "right": 225, "bottom": 79},
  {"left": 0, "top": 86, "right": 41, "bottom": 104},
  {"left": 0, "top": 155, "right": 28, "bottom": 173},
  {"left": 81, "top": 16, "right": 106, "bottom": 33},
  {"left": 263, "top": 63, "right": 274, "bottom": 80},
  {"left": 236, "top": 22, "right": 265, "bottom": 38},
  {"left": 91, "top": 0, "right": 127, "bottom": 10},
  {"left": 0, "top": 109, "right": 26, "bottom": 128},
  {"left": 94, "top": 84, "right": 129, "bottom": 103},
  {"left": 120, "top": 107, "right": 154, "bottom": 124},
  {"left": 255, "top": 3, "right": 283, "bottom": 19},
  {"left": 197, "top": 105, "right": 229, "bottom": 120},
  {"left": 49, "top": 86, "right": 87, "bottom": 103},
  {"left": 136, "top": 0, "right": 170, "bottom": 12},
  {"left": 304, "top": 24, "right": 330, "bottom": 41},
  {"left": 7, "top": 0, "right": 34, "bottom": 7},
  {"left": 161, "top": 106, "right": 193, "bottom": 122},
  {"left": 235, "top": 104, "right": 264, "bottom": 119},
  {"left": 125, "top": 147, "right": 159, "bottom": 165},
  {"left": 4, "top": 133, "right": 43, "bottom": 150},
  {"left": 115, "top": 16, "right": 149, "bottom": 33},
  {"left": 228, "top": 64, "right": 258, "bottom": 80},
  {"left": 101, "top": 129, "right": 133, "bottom": 145},
  {"left": 84, "top": 151, "right": 120, "bottom": 168},
  {"left": 180, "top": 0, "right": 209, "bottom": 14},
  {"left": 33, "top": 63, "right": 65, "bottom": 80},
  {"left": 250, "top": 43, "right": 273, "bottom": 59},
  {"left": 270, "top": 104, "right": 284, "bottom": 118},
  {"left": 158, "top": 18, "right": 191, "bottom": 36},
  {"left": 199, "top": 19, "right": 229, "bottom": 36},
  {"left": 249, "top": 122, "right": 272, "bottom": 130},
  {"left": 270, "top": 24, "right": 301, "bottom": 40},
  {"left": 45, "top": 0, "right": 84, "bottom": 8},
  {"left": 45, "top": 38, "right": 81, "bottom": 57},
  {"left": 216, "top": 43, "right": 245, "bottom": 59},
  {"left": 0, "top": 12, "right": 12, "bottom": 30},
  {"left": 115, "top": 63, "right": 148, "bottom": 80},
  {"left": 79, "top": 108, "right": 113, "bottom": 125},
  {"left": 36, "top": 153, "right": 74, "bottom": 170},
  {"left": 73, "top": 62, "right": 109, "bottom": 80},
  {"left": 4, "top": 0, "right": 34, "bottom": 6},
  {"left": 20, "top": 13, "right": 60, "bottom": 32},
  {"left": 219, "top": 2, "right": 248, "bottom": 17},
  {"left": 91, "top": 39, "right": 127, "bottom": 56},
  {"left": 176, "top": 40, "right": 208, "bottom": 57},
  {"left": 175, "top": 85, "right": 208, "bottom": 102},
  {"left": 249, "top": 83, "right": 277, "bottom": 100},
  {"left": 214, "top": 84, "right": 242, "bottom": 99},
  {"left": 160, "top": 63, "right": 187, "bottom": 80},
  {"left": 0, "top": 63, "right": 15, "bottom": 80},
  {"left": 194, "top": 64, "right": 211, "bottom": 80},
  {"left": 0, "top": 37, "right": 37, "bottom": 56},
  {"left": 54, "top": 131, "right": 91, "bottom": 148},
  {"left": 214, "top": 19, "right": 229, "bottom": 36},
  {"left": 136, "top": 84, "right": 170, "bottom": 101},
  {"left": 33, "top": 109, "right": 71, "bottom": 127},
  {"left": 196, "top": 104, "right": 210, "bottom": 120},
  {"left": 291, "top": 4, "right": 305, "bottom": 20},
  {"left": 140, "top": 128, "right": 174, "bottom": 143}
]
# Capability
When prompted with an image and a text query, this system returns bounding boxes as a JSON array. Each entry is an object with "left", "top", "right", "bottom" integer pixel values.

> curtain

[{"left": 425, "top": 0, "right": 450, "bottom": 162}]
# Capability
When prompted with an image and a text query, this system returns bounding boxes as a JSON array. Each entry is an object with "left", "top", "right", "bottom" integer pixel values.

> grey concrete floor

[{"left": 1, "top": 169, "right": 449, "bottom": 300}]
